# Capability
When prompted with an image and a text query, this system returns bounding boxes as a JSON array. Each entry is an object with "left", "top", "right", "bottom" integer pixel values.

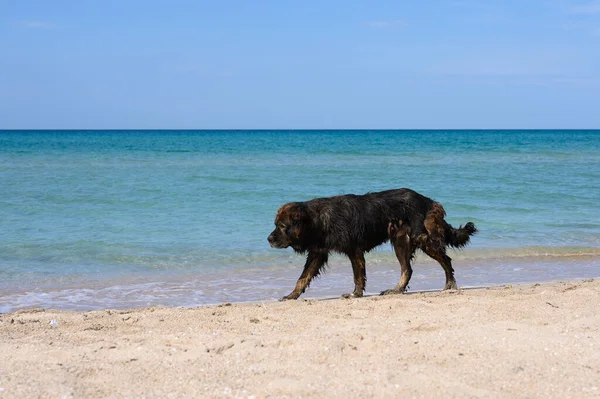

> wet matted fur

[{"left": 267, "top": 188, "right": 477, "bottom": 300}]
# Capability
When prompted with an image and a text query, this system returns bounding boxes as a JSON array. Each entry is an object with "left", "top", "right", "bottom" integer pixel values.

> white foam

[{"left": 1, "top": 256, "right": 599, "bottom": 313}]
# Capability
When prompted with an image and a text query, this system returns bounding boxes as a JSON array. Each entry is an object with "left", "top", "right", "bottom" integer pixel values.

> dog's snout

[{"left": 268, "top": 233, "right": 279, "bottom": 248}]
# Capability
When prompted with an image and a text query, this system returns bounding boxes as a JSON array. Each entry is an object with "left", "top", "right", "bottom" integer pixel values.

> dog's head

[{"left": 268, "top": 202, "right": 309, "bottom": 250}]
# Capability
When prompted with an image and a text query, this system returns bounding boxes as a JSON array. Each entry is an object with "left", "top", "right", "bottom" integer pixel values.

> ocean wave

[
  {"left": 447, "top": 246, "right": 600, "bottom": 261},
  {"left": 2, "top": 245, "right": 599, "bottom": 275},
  {"left": 363, "top": 246, "right": 600, "bottom": 264}
]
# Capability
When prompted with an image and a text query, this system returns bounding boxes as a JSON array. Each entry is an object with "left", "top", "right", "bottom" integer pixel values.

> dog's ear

[
  {"left": 289, "top": 203, "right": 308, "bottom": 223},
  {"left": 288, "top": 203, "right": 309, "bottom": 241}
]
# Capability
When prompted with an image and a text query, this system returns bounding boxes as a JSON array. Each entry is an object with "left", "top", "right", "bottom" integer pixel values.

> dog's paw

[
  {"left": 341, "top": 292, "right": 363, "bottom": 299},
  {"left": 380, "top": 288, "right": 406, "bottom": 296},
  {"left": 280, "top": 293, "right": 300, "bottom": 301}
]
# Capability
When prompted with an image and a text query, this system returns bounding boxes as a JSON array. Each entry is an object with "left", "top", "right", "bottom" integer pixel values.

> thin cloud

[
  {"left": 563, "top": 21, "right": 600, "bottom": 37},
  {"left": 20, "top": 20, "right": 55, "bottom": 29},
  {"left": 175, "top": 63, "right": 236, "bottom": 78},
  {"left": 365, "top": 19, "right": 407, "bottom": 29},
  {"left": 449, "top": 1, "right": 470, "bottom": 7},
  {"left": 570, "top": 1, "right": 600, "bottom": 14},
  {"left": 427, "top": 54, "right": 566, "bottom": 78}
]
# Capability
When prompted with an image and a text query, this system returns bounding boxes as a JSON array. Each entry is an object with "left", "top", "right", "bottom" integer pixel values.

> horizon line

[{"left": 1, "top": 128, "right": 599, "bottom": 132}]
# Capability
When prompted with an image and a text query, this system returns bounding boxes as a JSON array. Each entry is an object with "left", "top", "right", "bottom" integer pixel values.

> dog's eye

[{"left": 278, "top": 223, "right": 286, "bottom": 229}]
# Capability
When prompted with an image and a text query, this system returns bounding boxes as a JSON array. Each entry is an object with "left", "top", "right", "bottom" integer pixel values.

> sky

[{"left": 1, "top": 0, "right": 599, "bottom": 129}]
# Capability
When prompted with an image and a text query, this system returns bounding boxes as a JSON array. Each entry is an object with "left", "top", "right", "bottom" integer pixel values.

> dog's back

[{"left": 300, "top": 188, "right": 435, "bottom": 253}]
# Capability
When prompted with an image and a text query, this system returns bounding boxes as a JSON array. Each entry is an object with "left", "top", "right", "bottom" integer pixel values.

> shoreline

[
  {"left": 1, "top": 276, "right": 598, "bottom": 315},
  {"left": 1, "top": 278, "right": 599, "bottom": 398},
  {"left": 2, "top": 254, "right": 599, "bottom": 314}
]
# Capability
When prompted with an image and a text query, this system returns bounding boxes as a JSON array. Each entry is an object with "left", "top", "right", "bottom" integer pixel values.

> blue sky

[{"left": 1, "top": 1, "right": 599, "bottom": 129}]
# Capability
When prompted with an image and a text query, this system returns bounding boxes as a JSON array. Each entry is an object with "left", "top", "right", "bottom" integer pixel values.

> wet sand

[{"left": 1, "top": 279, "right": 599, "bottom": 398}]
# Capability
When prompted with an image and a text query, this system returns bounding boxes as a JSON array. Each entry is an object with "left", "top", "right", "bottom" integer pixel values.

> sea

[{"left": 1, "top": 130, "right": 599, "bottom": 313}]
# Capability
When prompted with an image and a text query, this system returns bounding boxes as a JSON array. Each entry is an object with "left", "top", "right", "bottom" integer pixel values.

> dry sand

[{"left": 1, "top": 279, "right": 599, "bottom": 398}]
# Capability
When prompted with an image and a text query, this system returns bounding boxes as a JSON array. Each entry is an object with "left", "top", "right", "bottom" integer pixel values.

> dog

[{"left": 267, "top": 188, "right": 477, "bottom": 300}]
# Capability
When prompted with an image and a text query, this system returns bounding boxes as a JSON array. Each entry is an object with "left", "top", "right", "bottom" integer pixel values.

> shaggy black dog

[{"left": 267, "top": 188, "right": 477, "bottom": 300}]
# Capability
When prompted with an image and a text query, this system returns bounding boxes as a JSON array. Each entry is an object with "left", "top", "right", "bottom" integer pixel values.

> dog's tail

[
  {"left": 444, "top": 221, "right": 477, "bottom": 249},
  {"left": 422, "top": 202, "right": 477, "bottom": 248}
]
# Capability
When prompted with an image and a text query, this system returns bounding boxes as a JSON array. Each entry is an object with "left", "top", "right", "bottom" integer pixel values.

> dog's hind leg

[
  {"left": 342, "top": 252, "right": 366, "bottom": 298},
  {"left": 421, "top": 240, "right": 458, "bottom": 290},
  {"left": 281, "top": 251, "right": 328, "bottom": 301},
  {"left": 381, "top": 232, "right": 416, "bottom": 295},
  {"left": 419, "top": 202, "right": 458, "bottom": 290}
]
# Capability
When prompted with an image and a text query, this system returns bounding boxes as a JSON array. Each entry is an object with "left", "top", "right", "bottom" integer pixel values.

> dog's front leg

[{"left": 281, "top": 252, "right": 328, "bottom": 301}]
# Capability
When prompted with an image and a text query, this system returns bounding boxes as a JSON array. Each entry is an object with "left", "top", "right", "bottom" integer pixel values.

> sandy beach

[{"left": 1, "top": 278, "right": 599, "bottom": 398}]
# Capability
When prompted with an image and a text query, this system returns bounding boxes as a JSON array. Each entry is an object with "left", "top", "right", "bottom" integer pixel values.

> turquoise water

[{"left": 1, "top": 130, "right": 599, "bottom": 312}]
